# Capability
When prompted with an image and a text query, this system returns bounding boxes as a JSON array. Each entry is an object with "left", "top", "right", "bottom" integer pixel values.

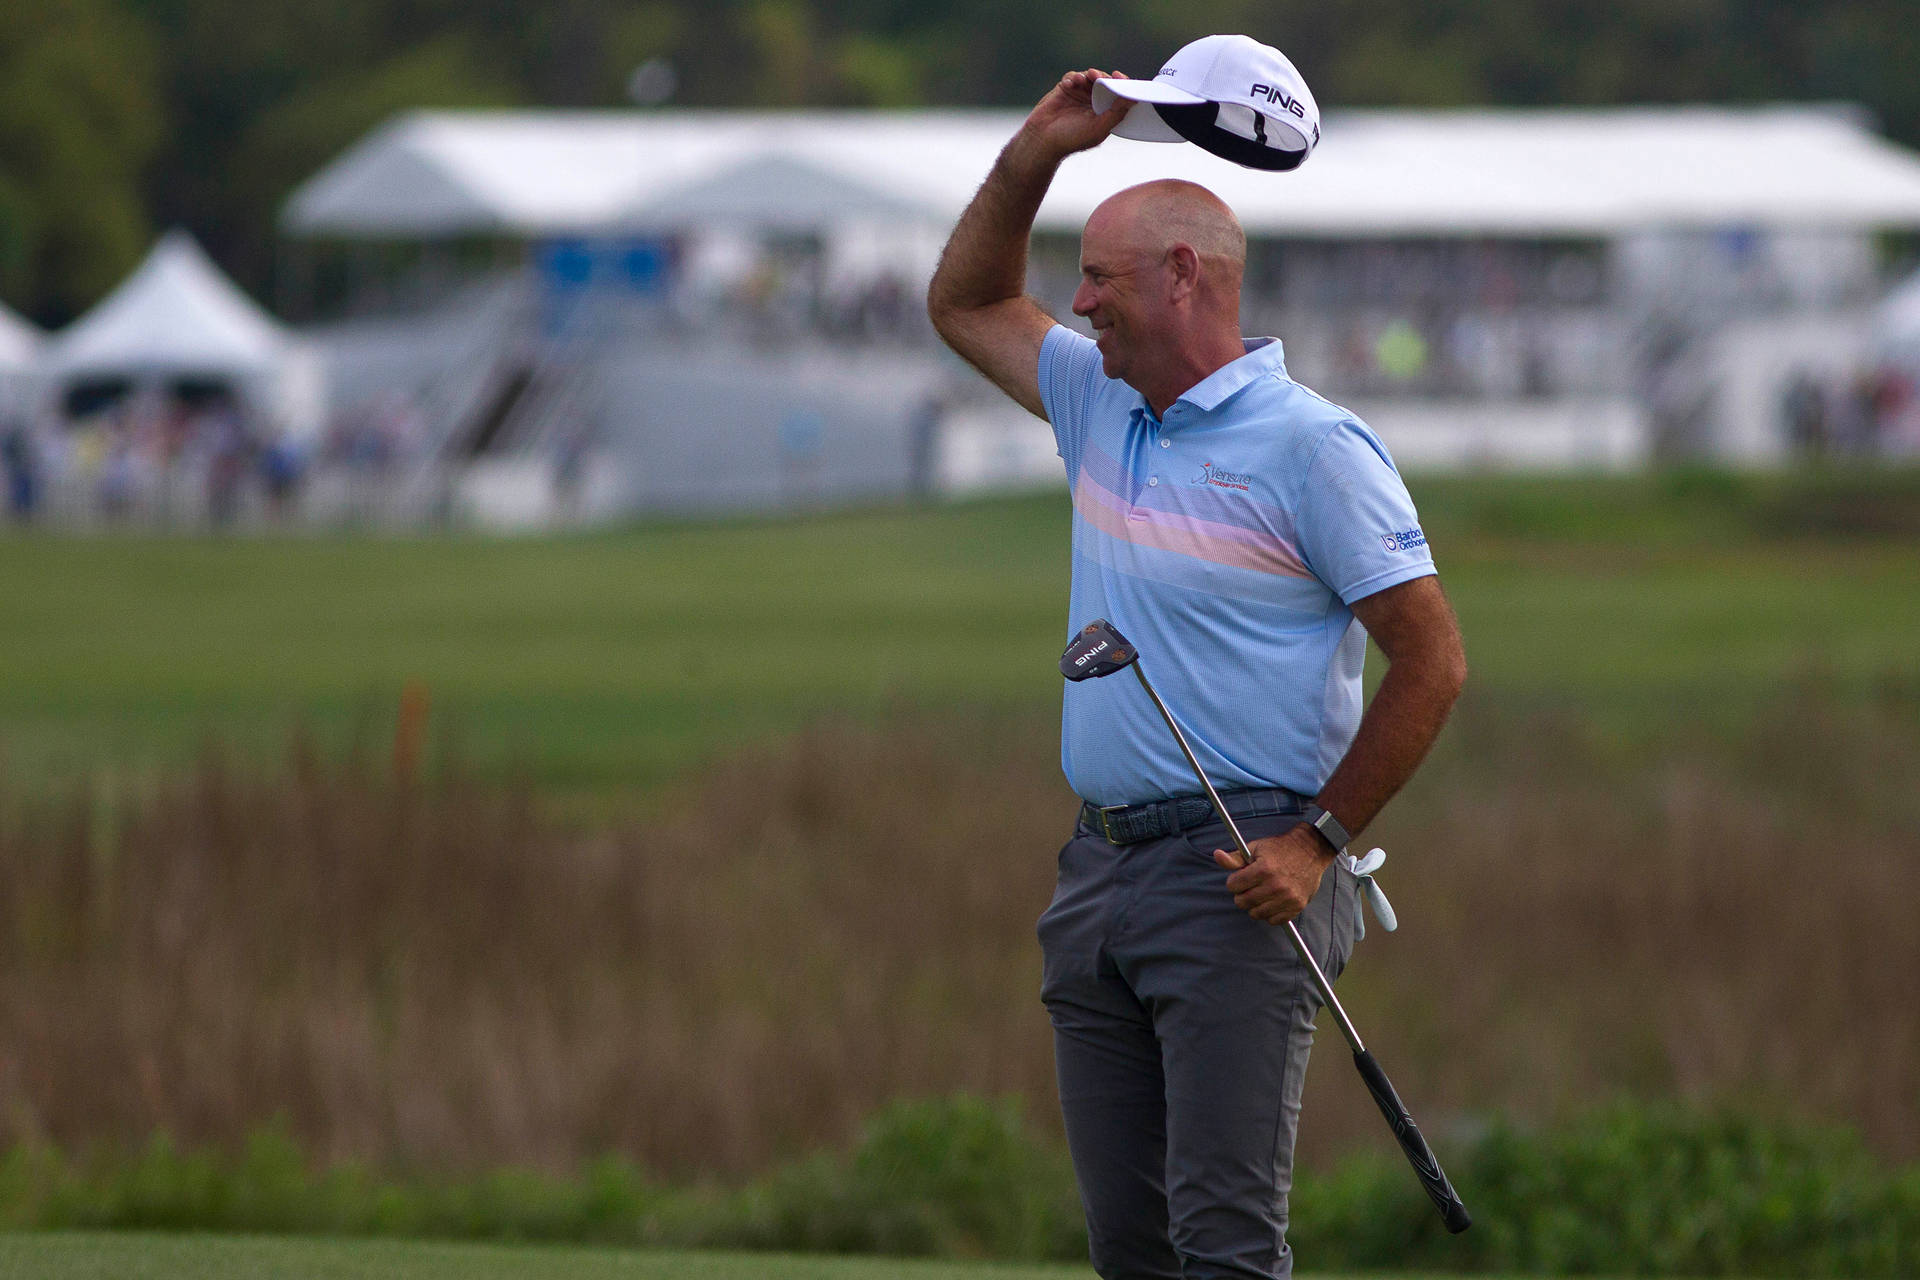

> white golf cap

[{"left": 1091, "top": 34, "right": 1321, "bottom": 171}]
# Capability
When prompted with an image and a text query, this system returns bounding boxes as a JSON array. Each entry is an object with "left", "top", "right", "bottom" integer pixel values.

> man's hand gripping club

[{"left": 1214, "top": 826, "right": 1336, "bottom": 926}]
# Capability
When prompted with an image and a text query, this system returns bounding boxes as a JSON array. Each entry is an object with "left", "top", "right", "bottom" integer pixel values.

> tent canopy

[
  {"left": 623, "top": 152, "right": 931, "bottom": 233},
  {"left": 0, "top": 301, "right": 40, "bottom": 372},
  {"left": 43, "top": 230, "right": 287, "bottom": 383},
  {"left": 285, "top": 105, "right": 1920, "bottom": 242}
]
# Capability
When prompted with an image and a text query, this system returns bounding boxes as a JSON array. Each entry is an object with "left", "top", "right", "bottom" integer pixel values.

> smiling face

[
  {"left": 1072, "top": 203, "right": 1164, "bottom": 386},
  {"left": 1070, "top": 181, "right": 1249, "bottom": 401}
]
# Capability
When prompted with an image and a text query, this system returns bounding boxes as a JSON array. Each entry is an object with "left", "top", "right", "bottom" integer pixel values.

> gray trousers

[{"left": 1038, "top": 808, "right": 1361, "bottom": 1280}]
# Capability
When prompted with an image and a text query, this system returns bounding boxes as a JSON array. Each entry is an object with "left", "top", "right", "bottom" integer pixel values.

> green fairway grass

[
  {"left": 0, "top": 500, "right": 1069, "bottom": 804},
  {"left": 3, "top": 470, "right": 1915, "bottom": 803},
  {"left": 0, "top": 1232, "right": 1096, "bottom": 1279},
  {"left": 0, "top": 1232, "right": 1530, "bottom": 1279}
]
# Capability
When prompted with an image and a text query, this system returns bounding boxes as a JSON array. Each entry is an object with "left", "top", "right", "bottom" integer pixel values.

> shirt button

[
  {"left": 1160, "top": 439, "right": 1170, "bottom": 448},
  {"left": 1148, "top": 476, "right": 1159, "bottom": 486}
]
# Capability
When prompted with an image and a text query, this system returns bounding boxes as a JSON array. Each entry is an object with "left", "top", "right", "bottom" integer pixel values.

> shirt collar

[
  {"left": 1181, "top": 337, "right": 1287, "bottom": 411},
  {"left": 1134, "top": 338, "right": 1288, "bottom": 423}
]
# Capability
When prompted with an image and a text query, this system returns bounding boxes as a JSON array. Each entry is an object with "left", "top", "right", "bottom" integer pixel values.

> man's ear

[{"left": 1166, "top": 243, "right": 1202, "bottom": 302}]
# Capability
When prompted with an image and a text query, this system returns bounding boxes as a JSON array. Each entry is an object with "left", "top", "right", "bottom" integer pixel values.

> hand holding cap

[{"left": 1091, "top": 34, "right": 1321, "bottom": 171}]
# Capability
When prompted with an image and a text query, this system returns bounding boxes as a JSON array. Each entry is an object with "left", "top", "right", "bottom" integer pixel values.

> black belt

[{"left": 1079, "top": 787, "right": 1306, "bottom": 845}]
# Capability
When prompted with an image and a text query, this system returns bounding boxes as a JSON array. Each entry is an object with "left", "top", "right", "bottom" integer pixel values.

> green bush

[
  {"left": 1292, "top": 1102, "right": 1920, "bottom": 1275},
  {"left": 691, "top": 1096, "right": 1084, "bottom": 1260},
  {"left": 2, "top": 1097, "right": 1918, "bottom": 1274}
]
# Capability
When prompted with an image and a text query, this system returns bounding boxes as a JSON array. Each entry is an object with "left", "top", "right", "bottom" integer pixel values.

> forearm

[
  {"left": 1313, "top": 640, "right": 1465, "bottom": 840},
  {"left": 927, "top": 131, "right": 1063, "bottom": 321},
  {"left": 1224, "top": 643, "right": 1462, "bottom": 922}
]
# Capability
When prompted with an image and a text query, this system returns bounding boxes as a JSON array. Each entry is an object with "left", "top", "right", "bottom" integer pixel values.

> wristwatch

[{"left": 1301, "top": 804, "right": 1350, "bottom": 855}]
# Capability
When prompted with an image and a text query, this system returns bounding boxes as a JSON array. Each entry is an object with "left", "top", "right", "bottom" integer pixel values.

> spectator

[
  {"left": 1882, "top": 370, "right": 1920, "bottom": 456},
  {"left": 1782, "top": 371, "right": 1827, "bottom": 455},
  {"left": 259, "top": 431, "right": 306, "bottom": 520},
  {"left": 906, "top": 392, "right": 944, "bottom": 500},
  {"left": 97, "top": 432, "right": 140, "bottom": 521},
  {"left": 205, "top": 403, "right": 253, "bottom": 528},
  {"left": 2, "top": 420, "right": 39, "bottom": 522},
  {"left": 1375, "top": 319, "right": 1430, "bottom": 382}
]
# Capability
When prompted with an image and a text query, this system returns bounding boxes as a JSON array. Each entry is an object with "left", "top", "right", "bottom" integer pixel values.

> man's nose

[{"left": 1072, "top": 282, "right": 1095, "bottom": 316}]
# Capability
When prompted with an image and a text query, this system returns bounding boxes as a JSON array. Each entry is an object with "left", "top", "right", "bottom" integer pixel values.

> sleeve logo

[{"left": 1381, "top": 527, "right": 1428, "bottom": 552}]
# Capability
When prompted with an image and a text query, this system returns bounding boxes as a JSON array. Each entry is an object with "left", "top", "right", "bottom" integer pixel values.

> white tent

[
  {"left": 1878, "top": 265, "right": 1920, "bottom": 356},
  {"left": 0, "top": 302, "right": 42, "bottom": 418},
  {"left": 0, "top": 301, "right": 39, "bottom": 371},
  {"left": 45, "top": 230, "right": 287, "bottom": 381},
  {"left": 285, "top": 105, "right": 1920, "bottom": 241},
  {"left": 41, "top": 230, "right": 324, "bottom": 436}
]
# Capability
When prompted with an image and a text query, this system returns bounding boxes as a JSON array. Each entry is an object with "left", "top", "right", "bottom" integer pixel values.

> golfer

[{"left": 927, "top": 68, "right": 1467, "bottom": 1279}]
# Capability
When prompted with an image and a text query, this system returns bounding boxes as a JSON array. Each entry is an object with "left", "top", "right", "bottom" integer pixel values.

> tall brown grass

[{"left": 1, "top": 684, "right": 1916, "bottom": 1177}]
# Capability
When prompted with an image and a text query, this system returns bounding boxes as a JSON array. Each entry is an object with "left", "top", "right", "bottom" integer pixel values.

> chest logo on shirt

[
  {"left": 1191, "top": 461, "right": 1255, "bottom": 492},
  {"left": 1382, "top": 527, "right": 1428, "bottom": 552}
]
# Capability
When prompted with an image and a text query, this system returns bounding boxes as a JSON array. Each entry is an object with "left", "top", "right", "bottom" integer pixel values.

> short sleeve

[
  {"left": 1037, "top": 324, "right": 1105, "bottom": 481},
  {"left": 1295, "top": 417, "right": 1437, "bottom": 605}
]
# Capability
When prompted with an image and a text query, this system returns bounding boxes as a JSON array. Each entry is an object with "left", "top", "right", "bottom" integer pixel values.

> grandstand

[
  {"left": 14, "top": 106, "right": 1920, "bottom": 530},
  {"left": 278, "top": 105, "right": 1920, "bottom": 525}
]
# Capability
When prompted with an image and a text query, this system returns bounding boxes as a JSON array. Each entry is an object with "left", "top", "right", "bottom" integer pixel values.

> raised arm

[{"left": 927, "top": 69, "right": 1128, "bottom": 418}]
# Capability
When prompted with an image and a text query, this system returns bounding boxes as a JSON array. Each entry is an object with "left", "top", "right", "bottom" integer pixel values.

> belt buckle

[{"left": 1097, "top": 804, "right": 1129, "bottom": 844}]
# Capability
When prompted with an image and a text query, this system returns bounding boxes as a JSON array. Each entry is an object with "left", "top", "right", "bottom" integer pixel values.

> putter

[{"left": 1060, "top": 618, "right": 1472, "bottom": 1234}]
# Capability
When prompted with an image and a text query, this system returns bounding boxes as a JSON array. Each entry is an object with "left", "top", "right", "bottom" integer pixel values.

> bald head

[
  {"left": 1088, "top": 180, "right": 1247, "bottom": 276},
  {"left": 1073, "top": 179, "right": 1251, "bottom": 410}
]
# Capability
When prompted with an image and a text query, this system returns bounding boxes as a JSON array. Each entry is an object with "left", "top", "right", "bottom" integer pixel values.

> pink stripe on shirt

[{"left": 1075, "top": 469, "right": 1312, "bottom": 579}]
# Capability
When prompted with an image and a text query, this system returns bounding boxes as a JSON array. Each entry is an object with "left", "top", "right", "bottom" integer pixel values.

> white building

[{"left": 282, "top": 106, "right": 1920, "bottom": 519}]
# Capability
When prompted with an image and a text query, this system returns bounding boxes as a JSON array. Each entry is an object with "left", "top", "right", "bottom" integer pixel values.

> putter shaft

[
  {"left": 1068, "top": 626, "right": 1468, "bottom": 1232},
  {"left": 1129, "top": 663, "right": 1366, "bottom": 1055}
]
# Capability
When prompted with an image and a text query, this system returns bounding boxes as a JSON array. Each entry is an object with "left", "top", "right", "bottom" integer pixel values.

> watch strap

[{"left": 1303, "top": 804, "right": 1351, "bottom": 854}]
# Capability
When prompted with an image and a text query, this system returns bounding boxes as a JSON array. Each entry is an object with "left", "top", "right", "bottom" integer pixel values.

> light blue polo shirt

[{"left": 1039, "top": 325, "right": 1436, "bottom": 806}]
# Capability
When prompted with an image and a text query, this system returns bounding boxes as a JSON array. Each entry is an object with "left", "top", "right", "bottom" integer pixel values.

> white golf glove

[{"left": 1342, "top": 847, "right": 1398, "bottom": 932}]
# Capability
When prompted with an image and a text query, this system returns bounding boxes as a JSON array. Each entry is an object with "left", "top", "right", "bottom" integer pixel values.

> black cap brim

[{"left": 1152, "top": 102, "right": 1310, "bottom": 172}]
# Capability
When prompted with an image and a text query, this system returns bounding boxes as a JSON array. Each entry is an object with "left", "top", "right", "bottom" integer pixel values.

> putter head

[{"left": 1060, "top": 619, "right": 1139, "bottom": 681}]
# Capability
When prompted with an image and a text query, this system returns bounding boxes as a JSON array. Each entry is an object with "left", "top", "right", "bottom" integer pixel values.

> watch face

[{"left": 1309, "top": 808, "right": 1349, "bottom": 850}]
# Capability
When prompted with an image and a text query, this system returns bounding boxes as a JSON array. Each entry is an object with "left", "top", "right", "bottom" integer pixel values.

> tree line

[{"left": 3, "top": 0, "right": 1918, "bottom": 323}]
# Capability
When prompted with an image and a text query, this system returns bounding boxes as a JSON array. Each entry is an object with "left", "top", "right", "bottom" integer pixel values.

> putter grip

[{"left": 1353, "top": 1049, "right": 1472, "bottom": 1234}]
